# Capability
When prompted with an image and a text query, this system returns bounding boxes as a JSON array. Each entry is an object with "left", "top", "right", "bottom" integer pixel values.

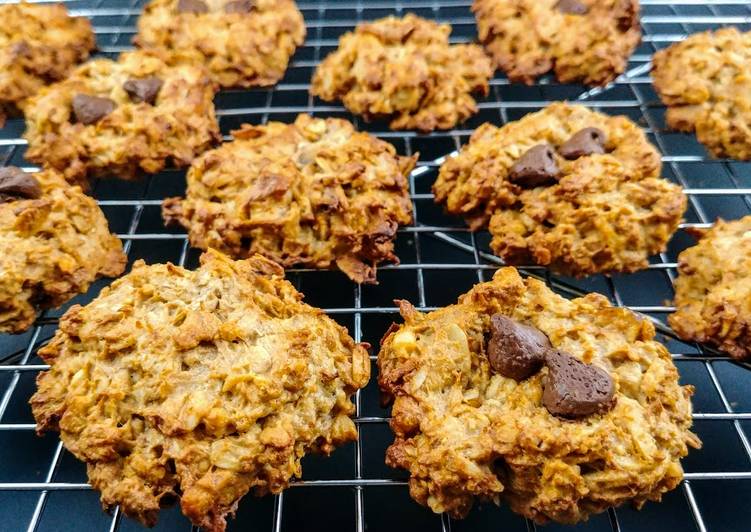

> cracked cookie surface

[
  {"left": 31, "top": 249, "right": 370, "bottom": 532},
  {"left": 669, "top": 216, "right": 751, "bottom": 360},
  {"left": 0, "top": 168, "right": 125, "bottom": 334},
  {"left": 163, "top": 114, "right": 416, "bottom": 283},
  {"left": 473, "top": 0, "right": 641, "bottom": 86},
  {"left": 434, "top": 103, "right": 684, "bottom": 276},
  {"left": 378, "top": 267, "right": 699, "bottom": 523},
  {"left": 311, "top": 14, "right": 493, "bottom": 132},
  {"left": 0, "top": 2, "right": 95, "bottom": 125},
  {"left": 135, "top": 0, "right": 305, "bottom": 89},
  {"left": 23, "top": 50, "right": 220, "bottom": 184},
  {"left": 652, "top": 27, "right": 751, "bottom": 160}
]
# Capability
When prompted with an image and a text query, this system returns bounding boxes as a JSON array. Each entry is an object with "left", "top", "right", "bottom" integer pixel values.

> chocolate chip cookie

[
  {"left": 669, "top": 216, "right": 751, "bottom": 360},
  {"left": 434, "top": 103, "right": 685, "bottom": 277},
  {"left": 310, "top": 14, "right": 493, "bottom": 132},
  {"left": 135, "top": 0, "right": 305, "bottom": 89},
  {"left": 652, "top": 27, "right": 751, "bottom": 160},
  {"left": 0, "top": 2, "right": 95, "bottom": 126},
  {"left": 31, "top": 249, "right": 370, "bottom": 531},
  {"left": 163, "top": 114, "right": 416, "bottom": 283},
  {"left": 473, "top": 0, "right": 641, "bottom": 86},
  {"left": 23, "top": 51, "right": 220, "bottom": 184},
  {"left": 378, "top": 267, "right": 700, "bottom": 523},
  {"left": 0, "top": 167, "right": 125, "bottom": 334}
]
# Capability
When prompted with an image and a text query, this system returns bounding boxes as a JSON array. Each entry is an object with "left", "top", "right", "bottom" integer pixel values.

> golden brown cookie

[
  {"left": 0, "top": 2, "right": 95, "bottom": 126},
  {"left": 163, "top": 114, "right": 416, "bottom": 283},
  {"left": 310, "top": 14, "right": 493, "bottom": 132},
  {"left": 378, "top": 267, "right": 700, "bottom": 523},
  {"left": 23, "top": 50, "right": 220, "bottom": 185},
  {"left": 434, "top": 103, "right": 684, "bottom": 276},
  {"left": 31, "top": 249, "right": 370, "bottom": 532},
  {"left": 0, "top": 167, "right": 125, "bottom": 334},
  {"left": 669, "top": 216, "right": 751, "bottom": 360},
  {"left": 652, "top": 28, "right": 751, "bottom": 160},
  {"left": 134, "top": 0, "right": 305, "bottom": 88},
  {"left": 473, "top": 0, "right": 641, "bottom": 86}
]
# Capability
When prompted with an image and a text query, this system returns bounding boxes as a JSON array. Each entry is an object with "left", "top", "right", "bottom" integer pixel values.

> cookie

[
  {"left": 310, "top": 14, "right": 493, "bottom": 132},
  {"left": 23, "top": 50, "right": 220, "bottom": 184},
  {"left": 473, "top": 0, "right": 641, "bottom": 86},
  {"left": 135, "top": 0, "right": 305, "bottom": 89},
  {"left": 31, "top": 249, "right": 370, "bottom": 532},
  {"left": 378, "top": 267, "right": 700, "bottom": 523},
  {"left": 0, "top": 167, "right": 125, "bottom": 334},
  {"left": 669, "top": 216, "right": 751, "bottom": 360},
  {"left": 163, "top": 114, "right": 416, "bottom": 283},
  {"left": 652, "top": 28, "right": 751, "bottom": 160},
  {"left": 434, "top": 103, "right": 684, "bottom": 276},
  {"left": 0, "top": 2, "right": 95, "bottom": 126}
]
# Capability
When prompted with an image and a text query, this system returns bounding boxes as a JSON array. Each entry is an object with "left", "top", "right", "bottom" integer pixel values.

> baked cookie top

[
  {"left": 163, "top": 114, "right": 416, "bottom": 283},
  {"left": 669, "top": 216, "right": 751, "bottom": 360},
  {"left": 378, "top": 267, "right": 699, "bottom": 523},
  {"left": 434, "top": 103, "right": 684, "bottom": 276},
  {"left": 135, "top": 0, "right": 305, "bottom": 89},
  {"left": 652, "top": 27, "right": 751, "bottom": 160},
  {"left": 31, "top": 249, "right": 370, "bottom": 532},
  {"left": 473, "top": 0, "right": 641, "bottom": 86},
  {"left": 0, "top": 2, "right": 95, "bottom": 123},
  {"left": 0, "top": 167, "right": 125, "bottom": 334},
  {"left": 23, "top": 50, "right": 220, "bottom": 184},
  {"left": 310, "top": 14, "right": 493, "bottom": 132}
]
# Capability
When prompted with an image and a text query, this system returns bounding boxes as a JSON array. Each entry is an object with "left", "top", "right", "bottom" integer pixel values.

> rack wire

[{"left": 1, "top": 1, "right": 751, "bottom": 531}]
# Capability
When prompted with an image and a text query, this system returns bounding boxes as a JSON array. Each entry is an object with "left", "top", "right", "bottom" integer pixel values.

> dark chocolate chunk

[
  {"left": 177, "top": 0, "right": 209, "bottom": 14},
  {"left": 11, "top": 40, "right": 31, "bottom": 58},
  {"left": 123, "top": 77, "right": 163, "bottom": 104},
  {"left": 72, "top": 94, "right": 116, "bottom": 125},
  {"left": 508, "top": 144, "right": 560, "bottom": 188},
  {"left": 556, "top": 0, "right": 589, "bottom": 15},
  {"left": 0, "top": 167, "right": 42, "bottom": 203},
  {"left": 559, "top": 128, "right": 607, "bottom": 160},
  {"left": 487, "top": 314, "right": 549, "bottom": 381},
  {"left": 224, "top": 0, "right": 255, "bottom": 13},
  {"left": 543, "top": 351, "right": 615, "bottom": 419}
]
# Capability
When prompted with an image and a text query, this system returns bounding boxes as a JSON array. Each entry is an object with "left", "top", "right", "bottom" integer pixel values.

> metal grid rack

[{"left": 1, "top": 1, "right": 751, "bottom": 531}]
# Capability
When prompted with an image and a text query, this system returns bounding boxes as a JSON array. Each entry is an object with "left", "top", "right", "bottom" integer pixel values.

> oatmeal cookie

[
  {"left": 31, "top": 249, "right": 370, "bottom": 532},
  {"left": 0, "top": 2, "right": 95, "bottom": 126},
  {"left": 434, "top": 103, "right": 684, "bottom": 276},
  {"left": 23, "top": 50, "right": 220, "bottom": 184},
  {"left": 378, "top": 267, "right": 700, "bottom": 523},
  {"left": 134, "top": 0, "right": 305, "bottom": 89},
  {"left": 0, "top": 167, "right": 125, "bottom": 334},
  {"left": 163, "top": 114, "right": 416, "bottom": 283},
  {"left": 310, "top": 14, "right": 493, "bottom": 132},
  {"left": 652, "top": 28, "right": 751, "bottom": 160},
  {"left": 473, "top": 0, "right": 641, "bottom": 86},
  {"left": 669, "top": 217, "right": 751, "bottom": 360}
]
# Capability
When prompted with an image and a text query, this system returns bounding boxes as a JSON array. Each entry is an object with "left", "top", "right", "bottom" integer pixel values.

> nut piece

[
  {"left": 72, "top": 94, "right": 116, "bottom": 125},
  {"left": 559, "top": 127, "right": 607, "bottom": 159},
  {"left": 508, "top": 144, "right": 560, "bottom": 188},
  {"left": 556, "top": 0, "right": 589, "bottom": 15},
  {"left": 177, "top": 0, "right": 208, "bottom": 13},
  {"left": 123, "top": 77, "right": 163, "bottom": 104},
  {"left": 487, "top": 314, "right": 549, "bottom": 381},
  {"left": 0, "top": 166, "right": 42, "bottom": 202},
  {"left": 543, "top": 350, "right": 615, "bottom": 418},
  {"left": 224, "top": 0, "right": 255, "bottom": 13}
]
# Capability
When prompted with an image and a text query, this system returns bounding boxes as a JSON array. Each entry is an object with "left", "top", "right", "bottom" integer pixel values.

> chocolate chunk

[
  {"left": 0, "top": 167, "right": 42, "bottom": 203},
  {"left": 556, "top": 0, "right": 589, "bottom": 15},
  {"left": 543, "top": 351, "right": 615, "bottom": 419},
  {"left": 487, "top": 314, "right": 549, "bottom": 381},
  {"left": 11, "top": 40, "right": 31, "bottom": 58},
  {"left": 177, "top": 0, "right": 209, "bottom": 13},
  {"left": 559, "top": 128, "right": 607, "bottom": 160},
  {"left": 123, "top": 77, "right": 163, "bottom": 104},
  {"left": 224, "top": 0, "right": 255, "bottom": 13},
  {"left": 72, "top": 94, "right": 116, "bottom": 125},
  {"left": 508, "top": 144, "right": 560, "bottom": 188}
]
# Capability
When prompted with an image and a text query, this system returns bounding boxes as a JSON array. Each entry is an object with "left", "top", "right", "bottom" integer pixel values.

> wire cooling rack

[{"left": 1, "top": 1, "right": 751, "bottom": 531}]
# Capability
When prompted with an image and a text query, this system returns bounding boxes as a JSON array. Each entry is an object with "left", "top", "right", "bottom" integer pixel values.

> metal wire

[{"left": 1, "top": 1, "right": 751, "bottom": 531}]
